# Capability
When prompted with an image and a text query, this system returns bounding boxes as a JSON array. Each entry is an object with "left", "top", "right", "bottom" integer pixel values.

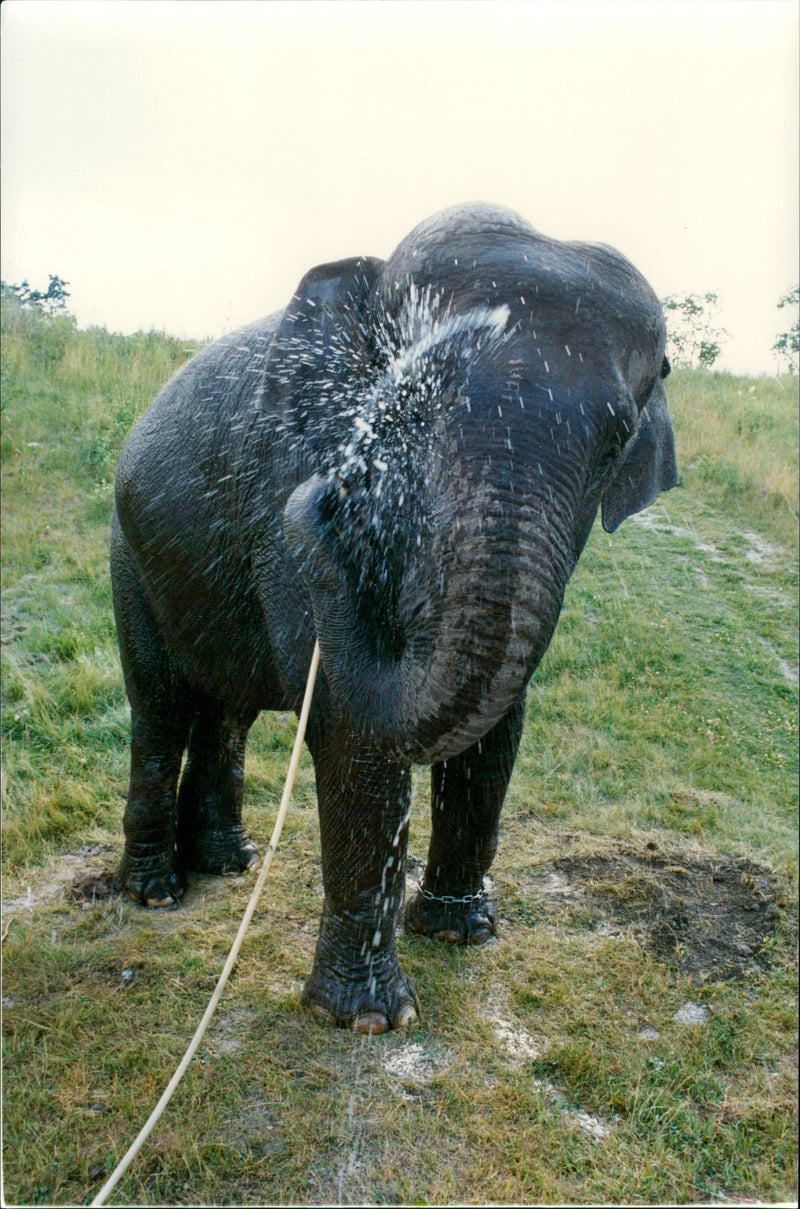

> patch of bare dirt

[
  {"left": 69, "top": 867, "right": 117, "bottom": 905},
  {"left": 1, "top": 844, "right": 119, "bottom": 918},
  {"left": 527, "top": 844, "right": 791, "bottom": 982}
]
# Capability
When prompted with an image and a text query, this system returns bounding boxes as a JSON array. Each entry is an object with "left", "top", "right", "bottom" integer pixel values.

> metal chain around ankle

[{"left": 417, "top": 880, "right": 485, "bottom": 905}]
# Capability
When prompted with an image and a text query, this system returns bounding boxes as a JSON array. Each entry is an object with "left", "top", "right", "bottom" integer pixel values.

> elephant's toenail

[
  {"left": 353, "top": 1012, "right": 390, "bottom": 1035},
  {"left": 395, "top": 1003, "right": 418, "bottom": 1028},
  {"left": 145, "top": 894, "right": 178, "bottom": 908}
]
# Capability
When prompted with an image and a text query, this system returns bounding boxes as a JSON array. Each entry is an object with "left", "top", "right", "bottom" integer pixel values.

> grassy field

[{"left": 1, "top": 300, "right": 797, "bottom": 1206}]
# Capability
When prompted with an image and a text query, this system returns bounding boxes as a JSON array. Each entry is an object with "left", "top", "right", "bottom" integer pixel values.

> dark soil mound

[{"left": 530, "top": 843, "right": 792, "bottom": 982}]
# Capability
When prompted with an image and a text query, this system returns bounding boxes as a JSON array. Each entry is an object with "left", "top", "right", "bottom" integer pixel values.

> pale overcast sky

[{"left": 1, "top": 0, "right": 797, "bottom": 373}]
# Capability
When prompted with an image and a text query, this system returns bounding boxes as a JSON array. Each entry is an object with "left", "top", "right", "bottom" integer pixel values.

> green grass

[
  {"left": 2, "top": 304, "right": 797, "bottom": 1206},
  {"left": 665, "top": 367, "right": 798, "bottom": 550}
]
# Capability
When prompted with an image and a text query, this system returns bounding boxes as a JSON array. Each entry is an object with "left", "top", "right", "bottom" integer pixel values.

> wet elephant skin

[{"left": 111, "top": 202, "right": 678, "bottom": 1032}]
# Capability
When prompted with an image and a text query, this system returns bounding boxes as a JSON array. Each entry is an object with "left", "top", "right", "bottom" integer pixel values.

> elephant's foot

[
  {"left": 178, "top": 824, "right": 260, "bottom": 876},
  {"left": 116, "top": 847, "right": 185, "bottom": 908},
  {"left": 303, "top": 907, "right": 419, "bottom": 1034},
  {"left": 303, "top": 963, "right": 419, "bottom": 1035},
  {"left": 405, "top": 883, "right": 496, "bottom": 945}
]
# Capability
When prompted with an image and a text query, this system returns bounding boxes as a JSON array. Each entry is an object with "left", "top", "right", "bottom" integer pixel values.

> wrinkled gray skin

[{"left": 112, "top": 203, "right": 678, "bottom": 1033}]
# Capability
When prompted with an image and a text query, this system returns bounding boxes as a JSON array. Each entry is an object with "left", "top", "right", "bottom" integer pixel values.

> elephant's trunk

[{"left": 284, "top": 468, "right": 573, "bottom": 765}]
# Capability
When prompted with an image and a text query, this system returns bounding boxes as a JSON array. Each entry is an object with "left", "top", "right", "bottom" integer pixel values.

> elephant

[{"left": 111, "top": 202, "right": 678, "bottom": 1033}]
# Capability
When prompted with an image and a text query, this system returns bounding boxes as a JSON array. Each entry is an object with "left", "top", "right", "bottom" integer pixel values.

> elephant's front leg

[
  {"left": 405, "top": 693, "right": 526, "bottom": 945},
  {"left": 305, "top": 720, "right": 419, "bottom": 1033}
]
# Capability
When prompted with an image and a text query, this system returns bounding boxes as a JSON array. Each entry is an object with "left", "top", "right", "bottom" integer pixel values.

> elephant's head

[{"left": 280, "top": 203, "right": 678, "bottom": 763}]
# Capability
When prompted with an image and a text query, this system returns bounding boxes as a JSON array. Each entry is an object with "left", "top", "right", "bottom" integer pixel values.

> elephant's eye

[{"left": 660, "top": 356, "right": 671, "bottom": 380}]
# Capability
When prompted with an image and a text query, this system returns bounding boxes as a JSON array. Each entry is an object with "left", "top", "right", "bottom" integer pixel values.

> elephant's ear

[
  {"left": 266, "top": 256, "right": 384, "bottom": 447},
  {"left": 601, "top": 379, "right": 679, "bottom": 532}
]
